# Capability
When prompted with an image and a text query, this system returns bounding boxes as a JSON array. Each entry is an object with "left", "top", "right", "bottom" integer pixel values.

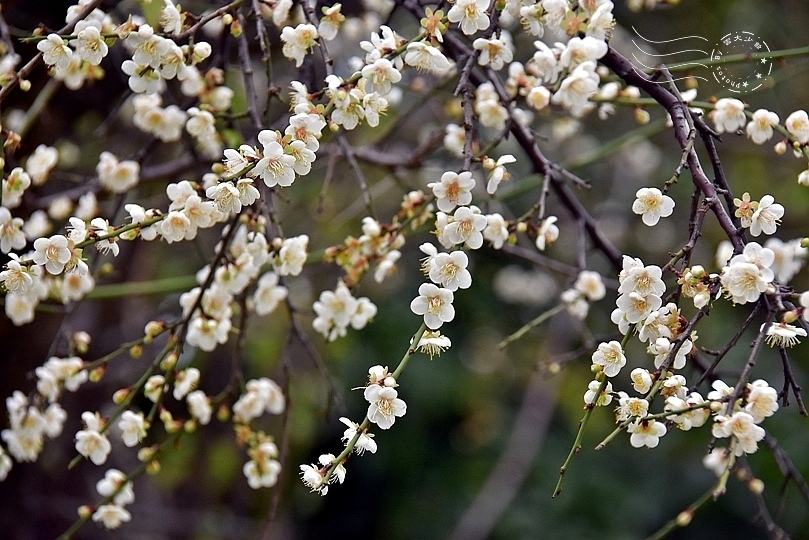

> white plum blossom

[
  {"left": 711, "top": 98, "right": 747, "bottom": 133},
  {"left": 70, "top": 25, "right": 108, "bottom": 65},
  {"left": 360, "top": 57, "right": 402, "bottom": 95},
  {"left": 364, "top": 384, "right": 406, "bottom": 430},
  {"left": 253, "top": 272, "right": 288, "bottom": 315},
  {"left": 416, "top": 330, "right": 452, "bottom": 358},
  {"left": 763, "top": 322, "right": 806, "bottom": 348},
  {"left": 473, "top": 37, "right": 513, "bottom": 70},
  {"left": 118, "top": 411, "right": 147, "bottom": 447},
  {"left": 428, "top": 171, "right": 475, "bottom": 212},
  {"left": 551, "top": 62, "right": 600, "bottom": 116},
  {"left": 273, "top": 235, "right": 309, "bottom": 276},
  {"left": 535, "top": 216, "right": 559, "bottom": 251},
  {"left": 428, "top": 251, "right": 472, "bottom": 291},
  {"left": 483, "top": 213, "right": 509, "bottom": 249},
  {"left": 591, "top": 340, "right": 626, "bottom": 377},
  {"left": 574, "top": 271, "right": 606, "bottom": 301},
  {"left": 280, "top": 24, "right": 319, "bottom": 67},
  {"left": 785, "top": 110, "right": 809, "bottom": 144},
  {"left": 186, "top": 390, "right": 212, "bottom": 425},
  {"left": 410, "top": 283, "right": 455, "bottom": 329},
  {"left": 630, "top": 368, "right": 653, "bottom": 394},
  {"left": 448, "top": 0, "right": 490, "bottom": 35},
  {"left": 404, "top": 42, "right": 452, "bottom": 73},
  {"left": 628, "top": 419, "right": 666, "bottom": 448},
  {"left": 483, "top": 155, "right": 516, "bottom": 194},
  {"left": 711, "top": 411, "right": 766, "bottom": 455},
  {"left": 96, "top": 152, "right": 140, "bottom": 193},
  {"left": 444, "top": 206, "right": 487, "bottom": 249},
  {"left": 37, "top": 34, "right": 72, "bottom": 70},
  {"left": 632, "top": 187, "right": 674, "bottom": 226},
  {"left": 26, "top": 145, "right": 59, "bottom": 185},
  {"left": 745, "top": 380, "right": 779, "bottom": 423},
  {"left": 584, "top": 379, "right": 613, "bottom": 406},
  {"left": 559, "top": 36, "right": 608, "bottom": 69},
  {"left": 92, "top": 505, "right": 131, "bottom": 530},
  {"left": 75, "top": 412, "right": 112, "bottom": 465},
  {"left": 746, "top": 109, "right": 779, "bottom": 144},
  {"left": 96, "top": 468, "right": 135, "bottom": 506},
  {"left": 340, "top": 417, "right": 377, "bottom": 454},
  {"left": 244, "top": 441, "right": 282, "bottom": 489},
  {"left": 749, "top": 195, "right": 784, "bottom": 237},
  {"left": 32, "top": 235, "right": 72, "bottom": 274},
  {"left": 0, "top": 208, "right": 27, "bottom": 253}
]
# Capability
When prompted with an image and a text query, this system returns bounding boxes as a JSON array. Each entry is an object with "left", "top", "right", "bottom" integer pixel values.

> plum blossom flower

[
  {"left": 280, "top": 24, "right": 318, "bottom": 67},
  {"left": 410, "top": 283, "right": 455, "bottom": 329},
  {"left": 584, "top": 379, "right": 613, "bottom": 406},
  {"left": 785, "top": 110, "right": 809, "bottom": 144},
  {"left": 535, "top": 216, "right": 559, "bottom": 251},
  {"left": 340, "top": 417, "right": 377, "bottom": 454},
  {"left": 591, "top": 340, "right": 626, "bottom": 377},
  {"left": 473, "top": 37, "right": 513, "bottom": 70},
  {"left": 244, "top": 441, "right": 282, "bottom": 489},
  {"left": 429, "top": 171, "right": 475, "bottom": 212},
  {"left": 365, "top": 384, "right": 406, "bottom": 429},
  {"left": 444, "top": 206, "right": 487, "bottom": 249},
  {"left": 428, "top": 251, "right": 472, "bottom": 291},
  {"left": 632, "top": 187, "right": 674, "bottom": 226},
  {"left": 92, "top": 505, "right": 131, "bottom": 529},
  {"left": 630, "top": 368, "right": 653, "bottom": 394},
  {"left": 96, "top": 469, "right": 135, "bottom": 506},
  {"left": 416, "top": 330, "right": 452, "bottom": 358},
  {"left": 745, "top": 380, "right": 779, "bottom": 423},
  {"left": 749, "top": 195, "right": 783, "bottom": 237},
  {"left": 574, "top": 271, "right": 606, "bottom": 301},
  {"left": 711, "top": 411, "right": 765, "bottom": 455},
  {"left": 551, "top": 62, "right": 600, "bottom": 116},
  {"left": 75, "top": 412, "right": 111, "bottom": 465},
  {"left": 32, "top": 235, "right": 72, "bottom": 274},
  {"left": 37, "top": 34, "right": 72, "bottom": 70},
  {"left": 711, "top": 98, "right": 746, "bottom": 133},
  {"left": 70, "top": 25, "right": 108, "bottom": 65},
  {"left": 448, "top": 0, "right": 490, "bottom": 35},
  {"left": 745, "top": 109, "right": 779, "bottom": 144},
  {"left": 253, "top": 272, "right": 288, "bottom": 315},
  {"left": 763, "top": 322, "right": 806, "bottom": 348},
  {"left": 483, "top": 213, "right": 509, "bottom": 249},
  {"left": 0, "top": 208, "right": 26, "bottom": 254},
  {"left": 628, "top": 419, "right": 666, "bottom": 448},
  {"left": 404, "top": 42, "right": 452, "bottom": 73},
  {"left": 483, "top": 155, "right": 516, "bottom": 194},
  {"left": 118, "top": 411, "right": 147, "bottom": 447}
]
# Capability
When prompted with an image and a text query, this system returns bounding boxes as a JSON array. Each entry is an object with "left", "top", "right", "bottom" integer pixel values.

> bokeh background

[{"left": 1, "top": 0, "right": 809, "bottom": 538}]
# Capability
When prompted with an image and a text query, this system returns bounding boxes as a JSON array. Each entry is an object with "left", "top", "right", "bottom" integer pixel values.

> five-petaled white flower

[
  {"left": 711, "top": 98, "right": 746, "bottom": 133},
  {"left": 632, "top": 187, "right": 674, "bottom": 226},
  {"left": 591, "top": 340, "right": 626, "bottom": 377},
  {"left": 628, "top": 419, "right": 666, "bottom": 448},
  {"left": 429, "top": 171, "right": 476, "bottom": 213},
  {"left": 749, "top": 195, "right": 784, "bottom": 237},
  {"left": 410, "top": 283, "right": 455, "bottom": 329},
  {"left": 364, "top": 384, "right": 407, "bottom": 430}
]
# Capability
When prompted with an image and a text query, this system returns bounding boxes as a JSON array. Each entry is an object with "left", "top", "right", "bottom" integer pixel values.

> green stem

[
  {"left": 499, "top": 303, "right": 566, "bottom": 350},
  {"left": 86, "top": 275, "right": 199, "bottom": 299},
  {"left": 664, "top": 45, "right": 809, "bottom": 73},
  {"left": 645, "top": 484, "right": 715, "bottom": 540},
  {"left": 553, "top": 375, "right": 608, "bottom": 498}
]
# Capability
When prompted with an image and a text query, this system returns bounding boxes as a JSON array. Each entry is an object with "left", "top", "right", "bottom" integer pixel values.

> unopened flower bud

[
  {"left": 548, "top": 362, "right": 561, "bottom": 375},
  {"left": 690, "top": 265, "right": 706, "bottom": 278},
  {"left": 184, "top": 420, "right": 197, "bottom": 433},
  {"left": 146, "top": 460, "right": 161, "bottom": 475},
  {"left": 383, "top": 376, "right": 396, "bottom": 387},
  {"left": 217, "top": 404, "right": 231, "bottom": 422},
  {"left": 129, "top": 345, "right": 142, "bottom": 358},
  {"left": 221, "top": 13, "right": 233, "bottom": 25},
  {"left": 783, "top": 310, "right": 799, "bottom": 324},
  {"left": 113, "top": 388, "right": 130, "bottom": 405},
  {"left": 591, "top": 364, "right": 604, "bottom": 375},
  {"left": 138, "top": 446, "right": 157, "bottom": 462},
  {"left": 748, "top": 478, "right": 765, "bottom": 494},
  {"left": 676, "top": 511, "right": 693, "bottom": 527},
  {"left": 160, "top": 352, "right": 178, "bottom": 371},
  {"left": 78, "top": 505, "right": 93, "bottom": 518},
  {"left": 89, "top": 365, "right": 106, "bottom": 382},
  {"left": 774, "top": 141, "right": 787, "bottom": 155},
  {"left": 801, "top": 238, "right": 809, "bottom": 249},
  {"left": 635, "top": 108, "right": 651, "bottom": 125},
  {"left": 516, "top": 221, "right": 528, "bottom": 233},
  {"left": 19, "top": 79, "right": 31, "bottom": 92},
  {"left": 159, "top": 408, "right": 174, "bottom": 425}
]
